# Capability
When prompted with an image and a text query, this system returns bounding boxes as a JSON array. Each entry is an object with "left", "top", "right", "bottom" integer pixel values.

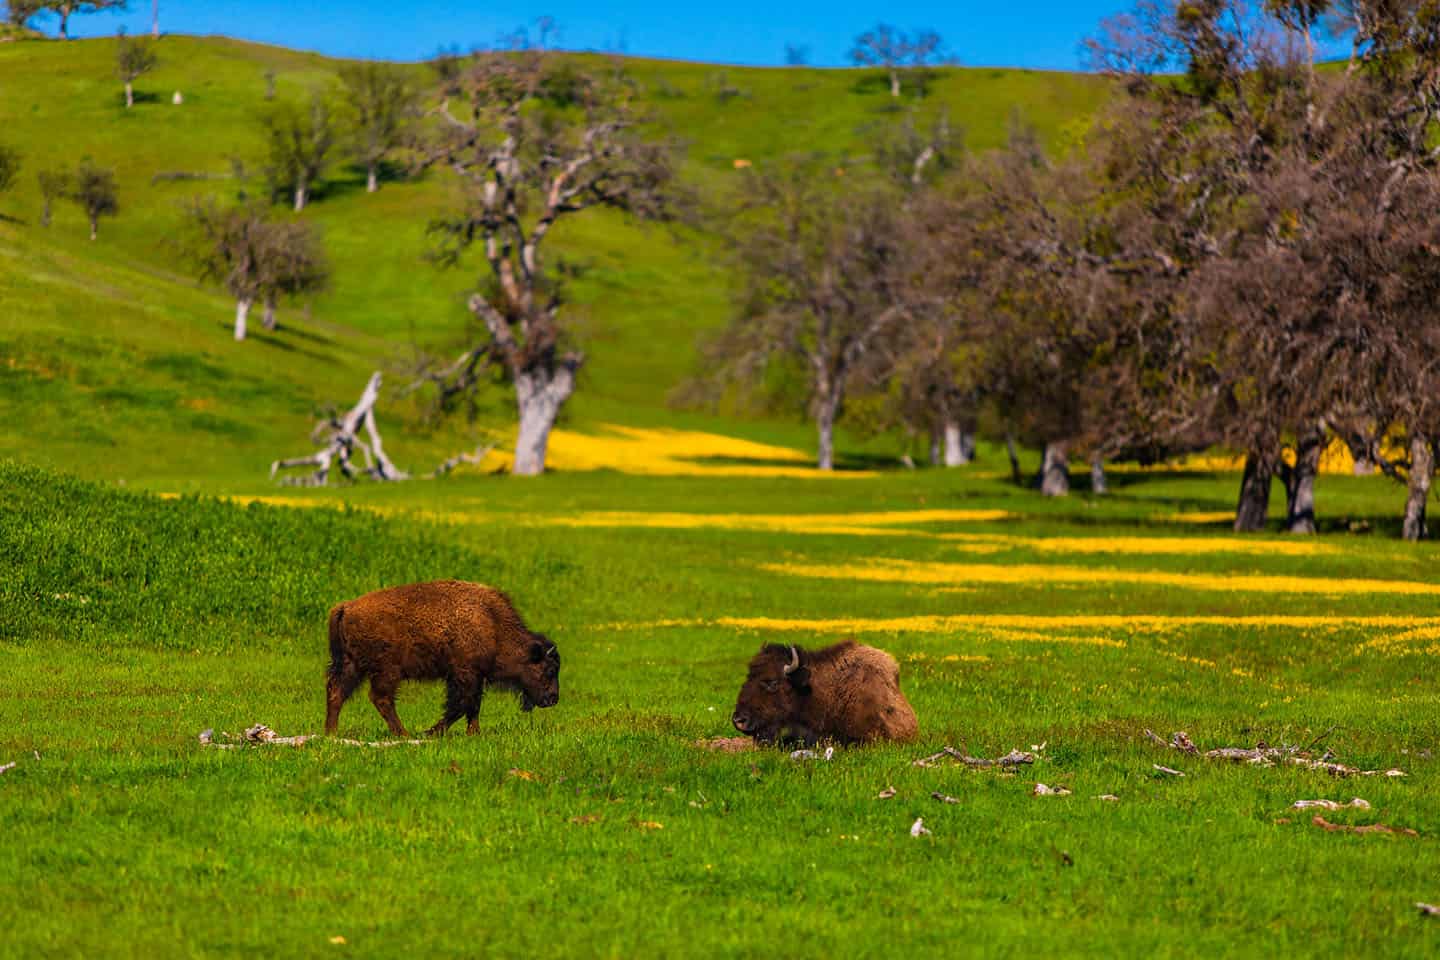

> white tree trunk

[
  {"left": 234, "top": 298, "right": 251, "bottom": 341},
  {"left": 943, "top": 420, "right": 972, "bottom": 466},
  {"left": 1403, "top": 433, "right": 1432, "bottom": 541},
  {"left": 889, "top": 69, "right": 901, "bottom": 97},
  {"left": 512, "top": 366, "right": 575, "bottom": 476},
  {"left": 367, "top": 164, "right": 378, "bottom": 193},
  {"left": 1090, "top": 454, "right": 1108, "bottom": 495},
  {"left": 125, "top": 81, "right": 134, "bottom": 108},
  {"left": 294, "top": 179, "right": 307, "bottom": 212},
  {"left": 1285, "top": 433, "right": 1323, "bottom": 535},
  {"left": 262, "top": 296, "right": 277, "bottom": 331},
  {"left": 88, "top": 217, "right": 98, "bottom": 241},
  {"left": 1038, "top": 441, "right": 1070, "bottom": 497},
  {"left": 816, "top": 392, "right": 840, "bottom": 471}
]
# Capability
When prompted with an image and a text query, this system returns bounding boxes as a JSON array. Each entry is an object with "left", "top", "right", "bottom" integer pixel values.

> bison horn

[{"left": 783, "top": 645, "right": 800, "bottom": 676}]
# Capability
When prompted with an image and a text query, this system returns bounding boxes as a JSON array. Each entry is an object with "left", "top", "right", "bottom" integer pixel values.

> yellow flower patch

[
  {"left": 763, "top": 559, "right": 1440, "bottom": 596},
  {"left": 1156, "top": 512, "right": 1242, "bottom": 524},
  {"left": 612, "top": 613, "right": 1440, "bottom": 633},
  {"left": 478, "top": 424, "right": 872, "bottom": 478},
  {"left": 1355, "top": 624, "right": 1440, "bottom": 656},
  {"left": 943, "top": 533, "right": 1337, "bottom": 557},
  {"left": 543, "top": 508, "right": 1013, "bottom": 536}
]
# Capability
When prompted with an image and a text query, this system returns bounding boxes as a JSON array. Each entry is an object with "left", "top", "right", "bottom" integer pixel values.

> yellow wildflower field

[
  {"left": 763, "top": 559, "right": 1440, "bottom": 595},
  {"left": 475, "top": 424, "right": 870, "bottom": 478},
  {"left": 942, "top": 533, "right": 1337, "bottom": 556}
]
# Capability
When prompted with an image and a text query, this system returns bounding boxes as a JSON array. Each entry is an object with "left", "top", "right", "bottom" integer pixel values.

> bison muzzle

[
  {"left": 325, "top": 580, "right": 560, "bottom": 737},
  {"left": 731, "top": 640, "right": 917, "bottom": 746}
]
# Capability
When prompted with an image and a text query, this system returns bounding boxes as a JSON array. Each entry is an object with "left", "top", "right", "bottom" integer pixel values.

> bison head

[
  {"left": 515, "top": 633, "right": 561, "bottom": 711},
  {"left": 731, "top": 643, "right": 812, "bottom": 743}
]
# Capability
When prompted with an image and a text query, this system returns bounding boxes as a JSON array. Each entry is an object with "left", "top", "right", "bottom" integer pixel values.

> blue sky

[{"left": 50, "top": 2, "right": 1139, "bottom": 70}]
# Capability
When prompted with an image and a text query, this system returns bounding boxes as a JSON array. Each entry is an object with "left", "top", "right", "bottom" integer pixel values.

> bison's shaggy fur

[
  {"left": 325, "top": 580, "right": 560, "bottom": 737},
  {"left": 731, "top": 640, "right": 917, "bottom": 746}
]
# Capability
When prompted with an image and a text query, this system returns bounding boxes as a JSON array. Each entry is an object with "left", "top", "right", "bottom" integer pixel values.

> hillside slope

[{"left": 0, "top": 36, "right": 1113, "bottom": 487}]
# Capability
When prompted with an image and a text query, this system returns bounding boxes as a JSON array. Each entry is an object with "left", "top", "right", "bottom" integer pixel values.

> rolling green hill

[{"left": 0, "top": 35, "right": 1113, "bottom": 488}]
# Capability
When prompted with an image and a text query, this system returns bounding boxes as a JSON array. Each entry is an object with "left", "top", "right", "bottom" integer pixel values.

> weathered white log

[
  {"left": 433, "top": 443, "right": 496, "bottom": 477},
  {"left": 270, "top": 372, "right": 409, "bottom": 486}
]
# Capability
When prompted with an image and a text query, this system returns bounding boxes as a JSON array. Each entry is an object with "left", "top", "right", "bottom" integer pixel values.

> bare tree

[
  {"left": 337, "top": 62, "right": 419, "bottom": 193},
  {"left": 260, "top": 94, "right": 335, "bottom": 211},
  {"left": 417, "top": 43, "right": 679, "bottom": 475},
  {"left": 36, "top": 0, "right": 124, "bottom": 39},
  {"left": 70, "top": 158, "right": 116, "bottom": 240},
  {"left": 115, "top": 28, "right": 156, "bottom": 108},
  {"left": 5, "top": 1, "right": 44, "bottom": 28},
  {"left": 181, "top": 200, "right": 327, "bottom": 341},
  {"left": 697, "top": 166, "right": 910, "bottom": 470},
  {"left": 257, "top": 218, "right": 329, "bottom": 331},
  {"left": 784, "top": 44, "right": 809, "bottom": 66},
  {"left": 849, "top": 24, "right": 944, "bottom": 98},
  {"left": 36, "top": 168, "right": 67, "bottom": 226}
]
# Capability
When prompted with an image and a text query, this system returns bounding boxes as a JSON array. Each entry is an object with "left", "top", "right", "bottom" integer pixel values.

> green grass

[{"left": 3, "top": 461, "right": 1439, "bottom": 957}]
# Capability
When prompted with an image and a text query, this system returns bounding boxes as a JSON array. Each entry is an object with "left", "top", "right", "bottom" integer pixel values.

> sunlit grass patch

[{"left": 763, "top": 558, "right": 1440, "bottom": 595}]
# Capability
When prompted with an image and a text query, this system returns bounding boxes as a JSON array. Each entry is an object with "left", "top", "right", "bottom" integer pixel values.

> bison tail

[{"left": 327, "top": 604, "right": 347, "bottom": 679}]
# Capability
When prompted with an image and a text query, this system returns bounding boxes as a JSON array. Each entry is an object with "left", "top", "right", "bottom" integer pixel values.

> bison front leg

[
  {"left": 428, "top": 679, "right": 478, "bottom": 738},
  {"left": 367, "top": 675, "right": 409, "bottom": 737},
  {"left": 465, "top": 688, "right": 484, "bottom": 735}
]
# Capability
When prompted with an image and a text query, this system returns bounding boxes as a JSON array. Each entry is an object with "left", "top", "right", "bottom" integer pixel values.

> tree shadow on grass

[{"left": 212, "top": 322, "right": 331, "bottom": 363}]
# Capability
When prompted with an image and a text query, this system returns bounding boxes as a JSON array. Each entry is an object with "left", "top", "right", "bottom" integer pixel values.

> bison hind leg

[{"left": 325, "top": 662, "right": 362, "bottom": 735}]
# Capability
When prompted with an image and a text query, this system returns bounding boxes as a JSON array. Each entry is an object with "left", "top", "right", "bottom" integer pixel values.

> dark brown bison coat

[
  {"left": 731, "top": 640, "right": 917, "bottom": 745},
  {"left": 325, "top": 580, "right": 559, "bottom": 737}
]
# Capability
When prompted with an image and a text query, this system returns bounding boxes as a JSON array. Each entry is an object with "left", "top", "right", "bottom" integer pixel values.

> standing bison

[
  {"left": 325, "top": 580, "right": 560, "bottom": 737},
  {"left": 731, "top": 640, "right": 918, "bottom": 745}
]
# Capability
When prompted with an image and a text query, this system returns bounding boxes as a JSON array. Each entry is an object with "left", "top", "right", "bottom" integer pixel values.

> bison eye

[{"left": 528, "top": 642, "right": 546, "bottom": 663}]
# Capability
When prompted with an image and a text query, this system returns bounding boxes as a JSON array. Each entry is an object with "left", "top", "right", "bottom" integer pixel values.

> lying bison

[
  {"left": 731, "top": 640, "right": 917, "bottom": 745},
  {"left": 325, "top": 580, "right": 560, "bottom": 737}
]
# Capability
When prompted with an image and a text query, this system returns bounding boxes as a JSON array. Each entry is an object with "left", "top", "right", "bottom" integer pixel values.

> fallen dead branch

[
  {"left": 271, "top": 372, "right": 409, "bottom": 486},
  {"left": 913, "top": 745, "right": 1036, "bottom": 769},
  {"left": 0, "top": 761, "right": 15, "bottom": 775},
  {"left": 931, "top": 791, "right": 960, "bottom": 804},
  {"left": 199, "top": 724, "right": 426, "bottom": 749},
  {"left": 1310, "top": 815, "right": 1418, "bottom": 837},
  {"left": 1032, "top": 783, "right": 1073, "bottom": 796},
  {"left": 1153, "top": 764, "right": 1186, "bottom": 777},
  {"left": 877, "top": 786, "right": 897, "bottom": 799},
  {"left": 791, "top": 746, "right": 835, "bottom": 761},
  {"left": 694, "top": 736, "right": 755, "bottom": 753},
  {"left": 1418, "top": 903, "right": 1440, "bottom": 917},
  {"left": 1293, "top": 798, "right": 1371, "bottom": 811},
  {"left": 1094, "top": 794, "right": 1120, "bottom": 801},
  {"left": 433, "top": 443, "right": 496, "bottom": 478},
  {"left": 1144, "top": 729, "right": 1406, "bottom": 778},
  {"left": 910, "top": 817, "right": 931, "bottom": 837}
]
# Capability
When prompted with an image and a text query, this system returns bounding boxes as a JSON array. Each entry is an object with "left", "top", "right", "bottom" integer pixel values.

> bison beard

[
  {"left": 324, "top": 580, "right": 560, "bottom": 737},
  {"left": 731, "top": 641, "right": 918, "bottom": 746}
]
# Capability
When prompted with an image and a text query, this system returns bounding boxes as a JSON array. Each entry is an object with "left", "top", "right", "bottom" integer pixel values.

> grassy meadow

[{"left": 1, "top": 33, "right": 1438, "bottom": 960}]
